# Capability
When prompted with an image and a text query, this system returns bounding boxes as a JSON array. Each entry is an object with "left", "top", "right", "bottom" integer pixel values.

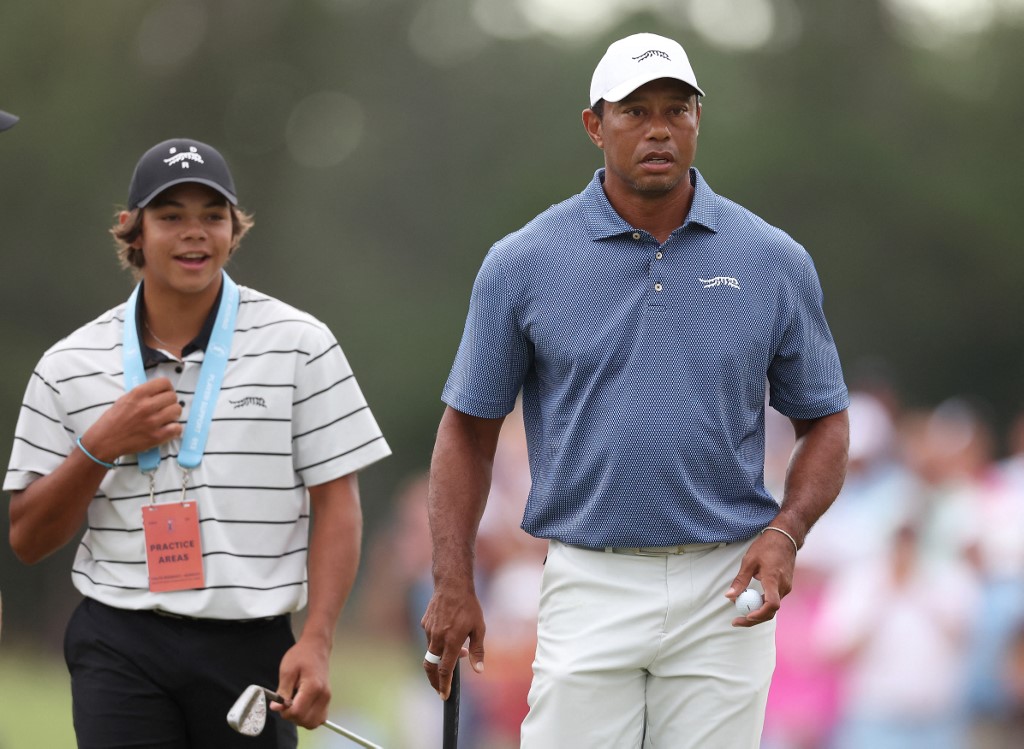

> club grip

[{"left": 443, "top": 660, "right": 460, "bottom": 749}]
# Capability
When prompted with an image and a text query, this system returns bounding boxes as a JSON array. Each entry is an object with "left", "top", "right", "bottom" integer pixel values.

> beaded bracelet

[
  {"left": 76, "top": 437, "right": 117, "bottom": 470},
  {"left": 761, "top": 525, "right": 799, "bottom": 554}
]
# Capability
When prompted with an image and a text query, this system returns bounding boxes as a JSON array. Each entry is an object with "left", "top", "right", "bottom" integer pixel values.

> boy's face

[{"left": 130, "top": 182, "right": 233, "bottom": 303}]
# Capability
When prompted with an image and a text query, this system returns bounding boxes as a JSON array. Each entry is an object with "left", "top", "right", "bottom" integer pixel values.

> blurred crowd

[
  {"left": 763, "top": 388, "right": 1024, "bottom": 749},
  {"left": 359, "top": 387, "right": 1024, "bottom": 749}
]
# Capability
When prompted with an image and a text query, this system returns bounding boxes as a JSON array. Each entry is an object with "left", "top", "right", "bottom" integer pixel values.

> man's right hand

[
  {"left": 421, "top": 584, "right": 486, "bottom": 700},
  {"left": 421, "top": 407, "right": 504, "bottom": 699}
]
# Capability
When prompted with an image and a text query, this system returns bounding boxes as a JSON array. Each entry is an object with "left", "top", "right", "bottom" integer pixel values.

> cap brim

[
  {"left": 135, "top": 178, "right": 238, "bottom": 209},
  {"left": 600, "top": 74, "right": 705, "bottom": 104}
]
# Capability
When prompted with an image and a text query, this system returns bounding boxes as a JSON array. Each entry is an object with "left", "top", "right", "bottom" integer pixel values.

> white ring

[{"left": 423, "top": 651, "right": 442, "bottom": 665}]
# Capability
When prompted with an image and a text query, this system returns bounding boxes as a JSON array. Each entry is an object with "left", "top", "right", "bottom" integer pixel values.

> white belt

[{"left": 570, "top": 542, "right": 727, "bottom": 556}]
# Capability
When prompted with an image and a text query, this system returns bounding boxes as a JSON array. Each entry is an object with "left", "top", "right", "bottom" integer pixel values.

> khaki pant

[{"left": 521, "top": 539, "right": 775, "bottom": 748}]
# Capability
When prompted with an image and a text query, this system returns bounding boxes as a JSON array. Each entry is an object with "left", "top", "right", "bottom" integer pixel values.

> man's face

[
  {"left": 130, "top": 182, "right": 233, "bottom": 302},
  {"left": 583, "top": 78, "right": 701, "bottom": 200}
]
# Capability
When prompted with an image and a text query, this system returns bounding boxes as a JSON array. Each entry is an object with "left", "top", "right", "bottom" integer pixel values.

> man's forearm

[
  {"left": 774, "top": 409, "right": 850, "bottom": 546},
  {"left": 427, "top": 407, "right": 504, "bottom": 587}
]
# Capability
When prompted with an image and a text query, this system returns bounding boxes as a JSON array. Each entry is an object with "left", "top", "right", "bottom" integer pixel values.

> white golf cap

[{"left": 590, "top": 33, "right": 704, "bottom": 106}]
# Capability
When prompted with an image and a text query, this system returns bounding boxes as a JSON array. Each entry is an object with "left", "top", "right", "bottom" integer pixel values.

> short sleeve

[
  {"left": 442, "top": 249, "right": 532, "bottom": 418},
  {"left": 291, "top": 325, "right": 390, "bottom": 487},
  {"left": 768, "top": 252, "right": 849, "bottom": 419},
  {"left": 4, "top": 363, "right": 72, "bottom": 491}
]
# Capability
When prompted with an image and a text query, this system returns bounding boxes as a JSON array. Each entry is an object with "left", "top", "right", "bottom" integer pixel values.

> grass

[
  {"left": 0, "top": 648, "right": 74, "bottom": 747},
  {"left": 0, "top": 633, "right": 414, "bottom": 748}
]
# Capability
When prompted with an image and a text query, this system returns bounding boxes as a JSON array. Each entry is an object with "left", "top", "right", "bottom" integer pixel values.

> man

[
  {"left": 5, "top": 138, "right": 390, "bottom": 748},
  {"left": 421, "top": 33, "right": 849, "bottom": 747}
]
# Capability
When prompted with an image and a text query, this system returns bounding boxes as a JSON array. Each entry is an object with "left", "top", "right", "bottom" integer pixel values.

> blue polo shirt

[{"left": 443, "top": 168, "right": 848, "bottom": 547}]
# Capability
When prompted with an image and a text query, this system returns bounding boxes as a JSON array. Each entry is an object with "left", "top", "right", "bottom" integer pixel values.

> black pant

[{"left": 64, "top": 597, "right": 298, "bottom": 749}]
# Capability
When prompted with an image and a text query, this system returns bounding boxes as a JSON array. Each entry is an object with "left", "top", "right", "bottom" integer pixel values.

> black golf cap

[
  {"left": 127, "top": 138, "right": 238, "bottom": 209},
  {"left": 0, "top": 110, "right": 18, "bottom": 132}
]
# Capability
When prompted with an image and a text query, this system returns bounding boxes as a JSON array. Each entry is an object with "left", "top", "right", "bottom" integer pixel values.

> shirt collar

[
  {"left": 582, "top": 167, "right": 721, "bottom": 240},
  {"left": 136, "top": 282, "right": 223, "bottom": 367}
]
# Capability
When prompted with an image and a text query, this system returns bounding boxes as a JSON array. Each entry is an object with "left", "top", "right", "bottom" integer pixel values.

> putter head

[{"left": 227, "top": 684, "right": 281, "bottom": 736}]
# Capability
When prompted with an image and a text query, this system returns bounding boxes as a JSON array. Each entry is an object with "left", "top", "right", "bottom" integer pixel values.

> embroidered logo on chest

[
  {"left": 229, "top": 396, "right": 267, "bottom": 409},
  {"left": 700, "top": 276, "right": 740, "bottom": 290}
]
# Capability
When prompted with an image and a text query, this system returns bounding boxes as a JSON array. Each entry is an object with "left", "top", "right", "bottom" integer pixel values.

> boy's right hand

[{"left": 81, "top": 377, "right": 183, "bottom": 463}]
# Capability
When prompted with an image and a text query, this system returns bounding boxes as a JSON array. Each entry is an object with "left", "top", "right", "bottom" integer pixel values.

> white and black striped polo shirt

[{"left": 4, "top": 285, "right": 390, "bottom": 619}]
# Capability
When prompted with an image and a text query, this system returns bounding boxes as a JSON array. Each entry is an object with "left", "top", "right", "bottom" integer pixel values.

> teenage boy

[{"left": 6, "top": 138, "right": 390, "bottom": 748}]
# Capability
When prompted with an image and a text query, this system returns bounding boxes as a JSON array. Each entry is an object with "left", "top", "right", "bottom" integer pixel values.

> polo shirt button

[
  {"left": 632, "top": 232, "right": 641, "bottom": 240},
  {"left": 654, "top": 283, "right": 663, "bottom": 292},
  {"left": 655, "top": 252, "right": 663, "bottom": 260},
  {"left": 179, "top": 400, "right": 186, "bottom": 408},
  {"left": 175, "top": 366, "right": 183, "bottom": 374}
]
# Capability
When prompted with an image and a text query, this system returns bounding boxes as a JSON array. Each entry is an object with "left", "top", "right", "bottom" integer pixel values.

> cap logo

[
  {"left": 163, "top": 146, "right": 204, "bottom": 170},
  {"left": 632, "top": 50, "right": 671, "bottom": 63}
]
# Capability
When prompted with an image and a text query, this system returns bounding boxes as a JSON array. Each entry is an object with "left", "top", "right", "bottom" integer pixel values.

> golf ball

[{"left": 735, "top": 588, "right": 763, "bottom": 615}]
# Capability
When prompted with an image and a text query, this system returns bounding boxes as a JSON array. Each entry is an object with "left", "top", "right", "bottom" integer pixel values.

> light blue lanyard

[{"left": 122, "top": 271, "right": 239, "bottom": 475}]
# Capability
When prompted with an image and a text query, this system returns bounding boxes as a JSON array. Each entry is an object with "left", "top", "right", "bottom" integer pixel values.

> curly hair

[{"left": 110, "top": 203, "right": 254, "bottom": 278}]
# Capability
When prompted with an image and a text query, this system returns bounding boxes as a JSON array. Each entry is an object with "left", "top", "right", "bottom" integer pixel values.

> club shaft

[
  {"left": 322, "top": 718, "right": 383, "bottom": 749},
  {"left": 264, "top": 688, "right": 382, "bottom": 748}
]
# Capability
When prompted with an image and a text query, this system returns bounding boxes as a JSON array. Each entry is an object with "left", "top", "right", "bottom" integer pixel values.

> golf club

[
  {"left": 442, "top": 660, "right": 460, "bottom": 749},
  {"left": 227, "top": 684, "right": 383, "bottom": 749}
]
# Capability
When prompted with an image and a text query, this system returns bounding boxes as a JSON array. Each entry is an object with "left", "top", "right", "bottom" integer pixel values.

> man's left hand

[{"left": 724, "top": 530, "right": 796, "bottom": 627}]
